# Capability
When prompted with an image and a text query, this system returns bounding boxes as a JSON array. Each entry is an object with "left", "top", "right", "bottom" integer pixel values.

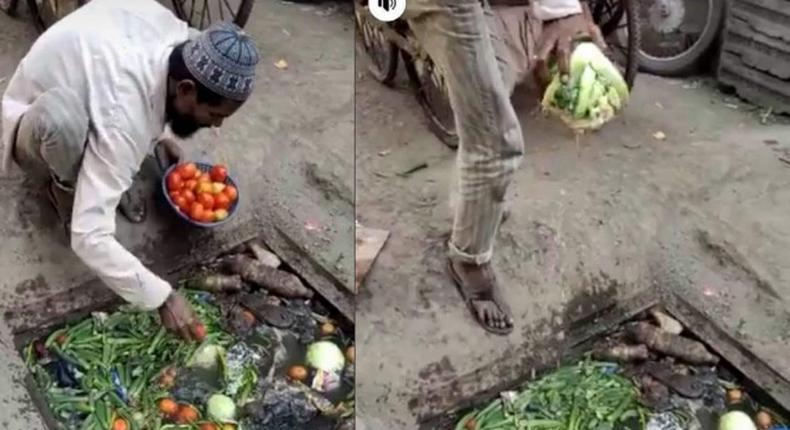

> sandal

[{"left": 447, "top": 259, "right": 514, "bottom": 335}]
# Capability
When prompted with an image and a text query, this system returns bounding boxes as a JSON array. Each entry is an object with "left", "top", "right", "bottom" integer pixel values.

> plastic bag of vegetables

[{"left": 541, "top": 42, "right": 629, "bottom": 132}]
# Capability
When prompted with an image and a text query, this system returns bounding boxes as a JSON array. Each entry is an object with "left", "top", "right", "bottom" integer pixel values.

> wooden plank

[{"left": 355, "top": 225, "right": 390, "bottom": 293}]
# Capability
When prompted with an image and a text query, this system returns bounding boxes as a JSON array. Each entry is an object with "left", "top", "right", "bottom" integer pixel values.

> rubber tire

[
  {"left": 26, "top": 0, "right": 49, "bottom": 33},
  {"left": 171, "top": 0, "right": 254, "bottom": 29},
  {"left": 355, "top": 5, "right": 399, "bottom": 85},
  {"left": 619, "top": 0, "right": 641, "bottom": 89},
  {"left": 636, "top": 0, "right": 725, "bottom": 76},
  {"left": 403, "top": 51, "right": 459, "bottom": 149}
]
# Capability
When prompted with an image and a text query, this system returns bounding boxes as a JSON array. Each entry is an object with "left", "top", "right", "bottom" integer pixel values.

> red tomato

[
  {"left": 180, "top": 163, "right": 198, "bottom": 179},
  {"left": 224, "top": 185, "right": 238, "bottom": 201},
  {"left": 214, "top": 193, "right": 231, "bottom": 210},
  {"left": 202, "top": 209, "right": 215, "bottom": 223},
  {"left": 166, "top": 172, "right": 183, "bottom": 191},
  {"left": 182, "top": 190, "right": 196, "bottom": 204},
  {"left": 189, "top": 203, "right": 205, "bottom": 221},
  {"left": 191, "top": 323, "right": 207, "bottom": 341},
  {"left": 197, "top": 193, "right": 214, "bottom": 210},
  {"left": 184, "top": 179, "right": 198, "bottom": 191},
  {"left": 174, "top": 196, "right": 189, "bottom": 211},
  {"left": 199, "top": 172, "right": 211, "bottom": 183},
  {"left": 168, "top": 191, "right": 180, "bottom": 201},
  {"left": 209, "top": 165, "right": 227, "bottom": 182}
]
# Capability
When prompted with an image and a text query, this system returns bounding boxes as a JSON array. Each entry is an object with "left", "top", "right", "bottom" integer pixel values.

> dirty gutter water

[
  {"left": 419, "top": 291, "right": 790, "bottom": 430},
  {"left": 12, "top": 235, "right": 354, "bottom": 430}
]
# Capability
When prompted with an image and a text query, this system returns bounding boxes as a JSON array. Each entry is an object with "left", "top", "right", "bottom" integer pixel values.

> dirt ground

[
  {"left": 0, "top": 1, "right": 354, "bottom": 427},
  {"left": 355, "top": 51, "right": 790, "bottom": 428}
]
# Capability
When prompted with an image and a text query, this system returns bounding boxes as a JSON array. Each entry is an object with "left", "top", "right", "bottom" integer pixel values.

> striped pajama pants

[
  {"left": 405, "top": 0, "right": 528, "bottom": 264},
  {"left": 12, "top": 87, "right": 89, "bottom": 192}
]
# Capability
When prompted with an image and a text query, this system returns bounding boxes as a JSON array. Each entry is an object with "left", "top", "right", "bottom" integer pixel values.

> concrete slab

[
  {"left": 0, "top": 1, "right": 354, "bottom": 427},
  {"left": 355, "top": 49, "right": 790, "bottom": 428}
]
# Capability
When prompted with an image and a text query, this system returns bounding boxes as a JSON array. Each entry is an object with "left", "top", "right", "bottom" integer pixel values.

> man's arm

[
  {"left": 532, "top": 0, "right": 582, "bottom": 21},
  {"left": 70, "top": 127, "right": 171, "bottom": 310}
]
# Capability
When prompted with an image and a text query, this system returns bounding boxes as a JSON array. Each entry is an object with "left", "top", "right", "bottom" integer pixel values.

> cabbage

[
  {"left": 541, "top": 42, "right": 630, "bottom": 132},
  {"left": 306, "top": 341, "right": 345, "bottom": 373},
  {"left": 188, "top": 344, "right": 226, "bottom": 371},
  {"left": 719, "top": 411, "right": 757, "bottom": 430},
  {"left": 207, "top": 393, "right": 237, "bottom": 421}
]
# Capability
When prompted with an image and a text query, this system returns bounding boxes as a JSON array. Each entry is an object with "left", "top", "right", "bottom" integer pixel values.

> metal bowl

[{"left": 161, "top": 162, "right": 239, "bottom": 228}]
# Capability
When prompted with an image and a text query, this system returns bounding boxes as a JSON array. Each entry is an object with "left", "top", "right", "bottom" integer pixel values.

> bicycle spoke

[
  {"left": 218, "top": 0, "right": 224, "bottom": 21},
  {"left": 200, "top": 0, "right": 208, "bottom": 29},
  {"left": 222, "top": 0, "right": 238, "bottom": 20},
  {"left": 205, "top": 0, "right": 212, "bottom": 26},
  {"left": 189, "top": 0, "right": 196, "bottom": 25}
]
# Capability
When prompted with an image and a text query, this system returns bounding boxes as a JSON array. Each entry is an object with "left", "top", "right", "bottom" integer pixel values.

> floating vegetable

[
  {"left": 176, "top": 404, "right": 200, "bottom": 424},
  {"left": 189, "top": 274, "right": 243, "bottom": 293},
  {"left": 726, "top": 388, "right": 743, "bottom": 404},
  {"left": 345, "top": 346, "right": 355, "bottom": 364},
  {"left": 199, "top": 423, "right": 219, "bottom": 430},
  {"left": 189, "top": 344, "right": 226, "bottom": 371},
  {"left": 240, "top": 309, "right": 256, "bottom": 325},
  {"left": 207, "top": 394, "right": 237, "bottom": 422},
  {"left": 541, "top": 42, "right": 629, "bottom": 132},
  {"left": 306, "top": 341, "right": 346, "bottom": 373},
  {"left": 755, "top": 411, "right": 772, "bottom": 430},
  {"left": 288, "top": 365, "right": 309, "bottom": 382},
  {"left": 192, "top": 323, "right": 207, "bottom": 342},
  {"left": 321, "top": 322, "right": 336, "bottom": 336},
  {"left": 719, "top": 411, "right": 757, "bottom": 430},
  {"left": 629, "top": 322, "right": 719, "bottom": 365},
  {"left": 112, "top": 418, "right": 128, "bottom": 430},
  {"left": 593, "top": 344, "right": 649, "bottom": 363},
  {"left": 159, "top": 398, "right": 179, "bottom": 416}
]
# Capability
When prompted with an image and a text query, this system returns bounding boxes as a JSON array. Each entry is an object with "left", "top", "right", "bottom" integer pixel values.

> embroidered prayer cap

[{"left": 183, "top": 22, "right": 260, "bottom": 102}]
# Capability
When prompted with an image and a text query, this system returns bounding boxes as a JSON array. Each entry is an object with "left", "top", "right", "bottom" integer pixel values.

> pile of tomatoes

[{"left": 166, "top": 162, "right": 238, "bottom": 223}]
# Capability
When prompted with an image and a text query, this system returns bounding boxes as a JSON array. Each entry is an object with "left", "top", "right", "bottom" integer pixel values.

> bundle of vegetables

[
  {"left": 456, "top": 361, "right": 646, "bottom": 430},
  {"left": 25, "top": 290, "right": 242, "bottom": 430},
  {"left": 541, "top": 42, "right": 630, "bottom": 133}
]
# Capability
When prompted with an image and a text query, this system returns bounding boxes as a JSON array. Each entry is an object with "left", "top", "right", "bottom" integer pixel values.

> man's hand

[
  {"left": 534, "top": 4, "right": 607, "bottom": 93},
  {"left": 158, "top": 291, "right": 199, "bottom": 341},
  {"left": 154, "top": 138, "right": 184, "bottom": 172}
]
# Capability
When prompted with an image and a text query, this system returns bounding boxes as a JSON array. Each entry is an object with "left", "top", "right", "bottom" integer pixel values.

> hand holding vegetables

[
  {"left": 541, "top": 42, "right": 630, "bottom": 132},
  {"left": 159, "top": 291, "right": 201, "bottom": 341},
  {"left": 534, "top": 4, "right": 607, "bottom": 91}
]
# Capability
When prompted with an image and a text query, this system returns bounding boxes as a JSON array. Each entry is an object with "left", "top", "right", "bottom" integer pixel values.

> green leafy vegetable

[
  {"left": 457, "top": 361, "right": 646, "bottom": 430},
  {"left": 541, "top": 42, "right": 630, "bottom": 132}
]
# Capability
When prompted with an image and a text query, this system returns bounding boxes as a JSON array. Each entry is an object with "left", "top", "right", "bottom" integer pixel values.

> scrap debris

[
  {"left": 355, "top": 224, "right": 390, "bottom": 292},
  {"left": 274, "top": 58, "right": 289, "bottom": 69}
]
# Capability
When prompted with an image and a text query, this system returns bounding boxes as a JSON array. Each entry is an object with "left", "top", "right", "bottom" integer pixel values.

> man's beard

[{"left": 166, "top": 97, "right": 202, "bottom": 138}]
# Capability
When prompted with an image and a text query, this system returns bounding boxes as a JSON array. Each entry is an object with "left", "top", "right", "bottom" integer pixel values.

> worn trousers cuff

[{"left": 448, "top": 240, "right": 493, "bottom": 265}]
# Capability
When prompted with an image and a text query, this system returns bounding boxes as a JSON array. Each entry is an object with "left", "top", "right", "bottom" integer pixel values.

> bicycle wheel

[
  {"left": 404, "top": 51, "right": 459, "bottom": 149},
  {"left": 355, "top": 3, "right": 399, "bottom": 85},
  {"left": 635, "top": 0, "right": 725, "bottom": 76},
  {"left": 172, "top": 0, "right": 254, "bottom": 30},
  {"left": 589, "top": 0, "right": 641, "bottom": 89}
]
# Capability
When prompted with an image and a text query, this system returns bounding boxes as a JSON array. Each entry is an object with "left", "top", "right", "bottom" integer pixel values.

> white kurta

[
  {"left": 1, "top": 0, "right": 190, "bottom": 310},
  {"left": 533, "top": 0, "right": 583, "bottom": 21}
]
